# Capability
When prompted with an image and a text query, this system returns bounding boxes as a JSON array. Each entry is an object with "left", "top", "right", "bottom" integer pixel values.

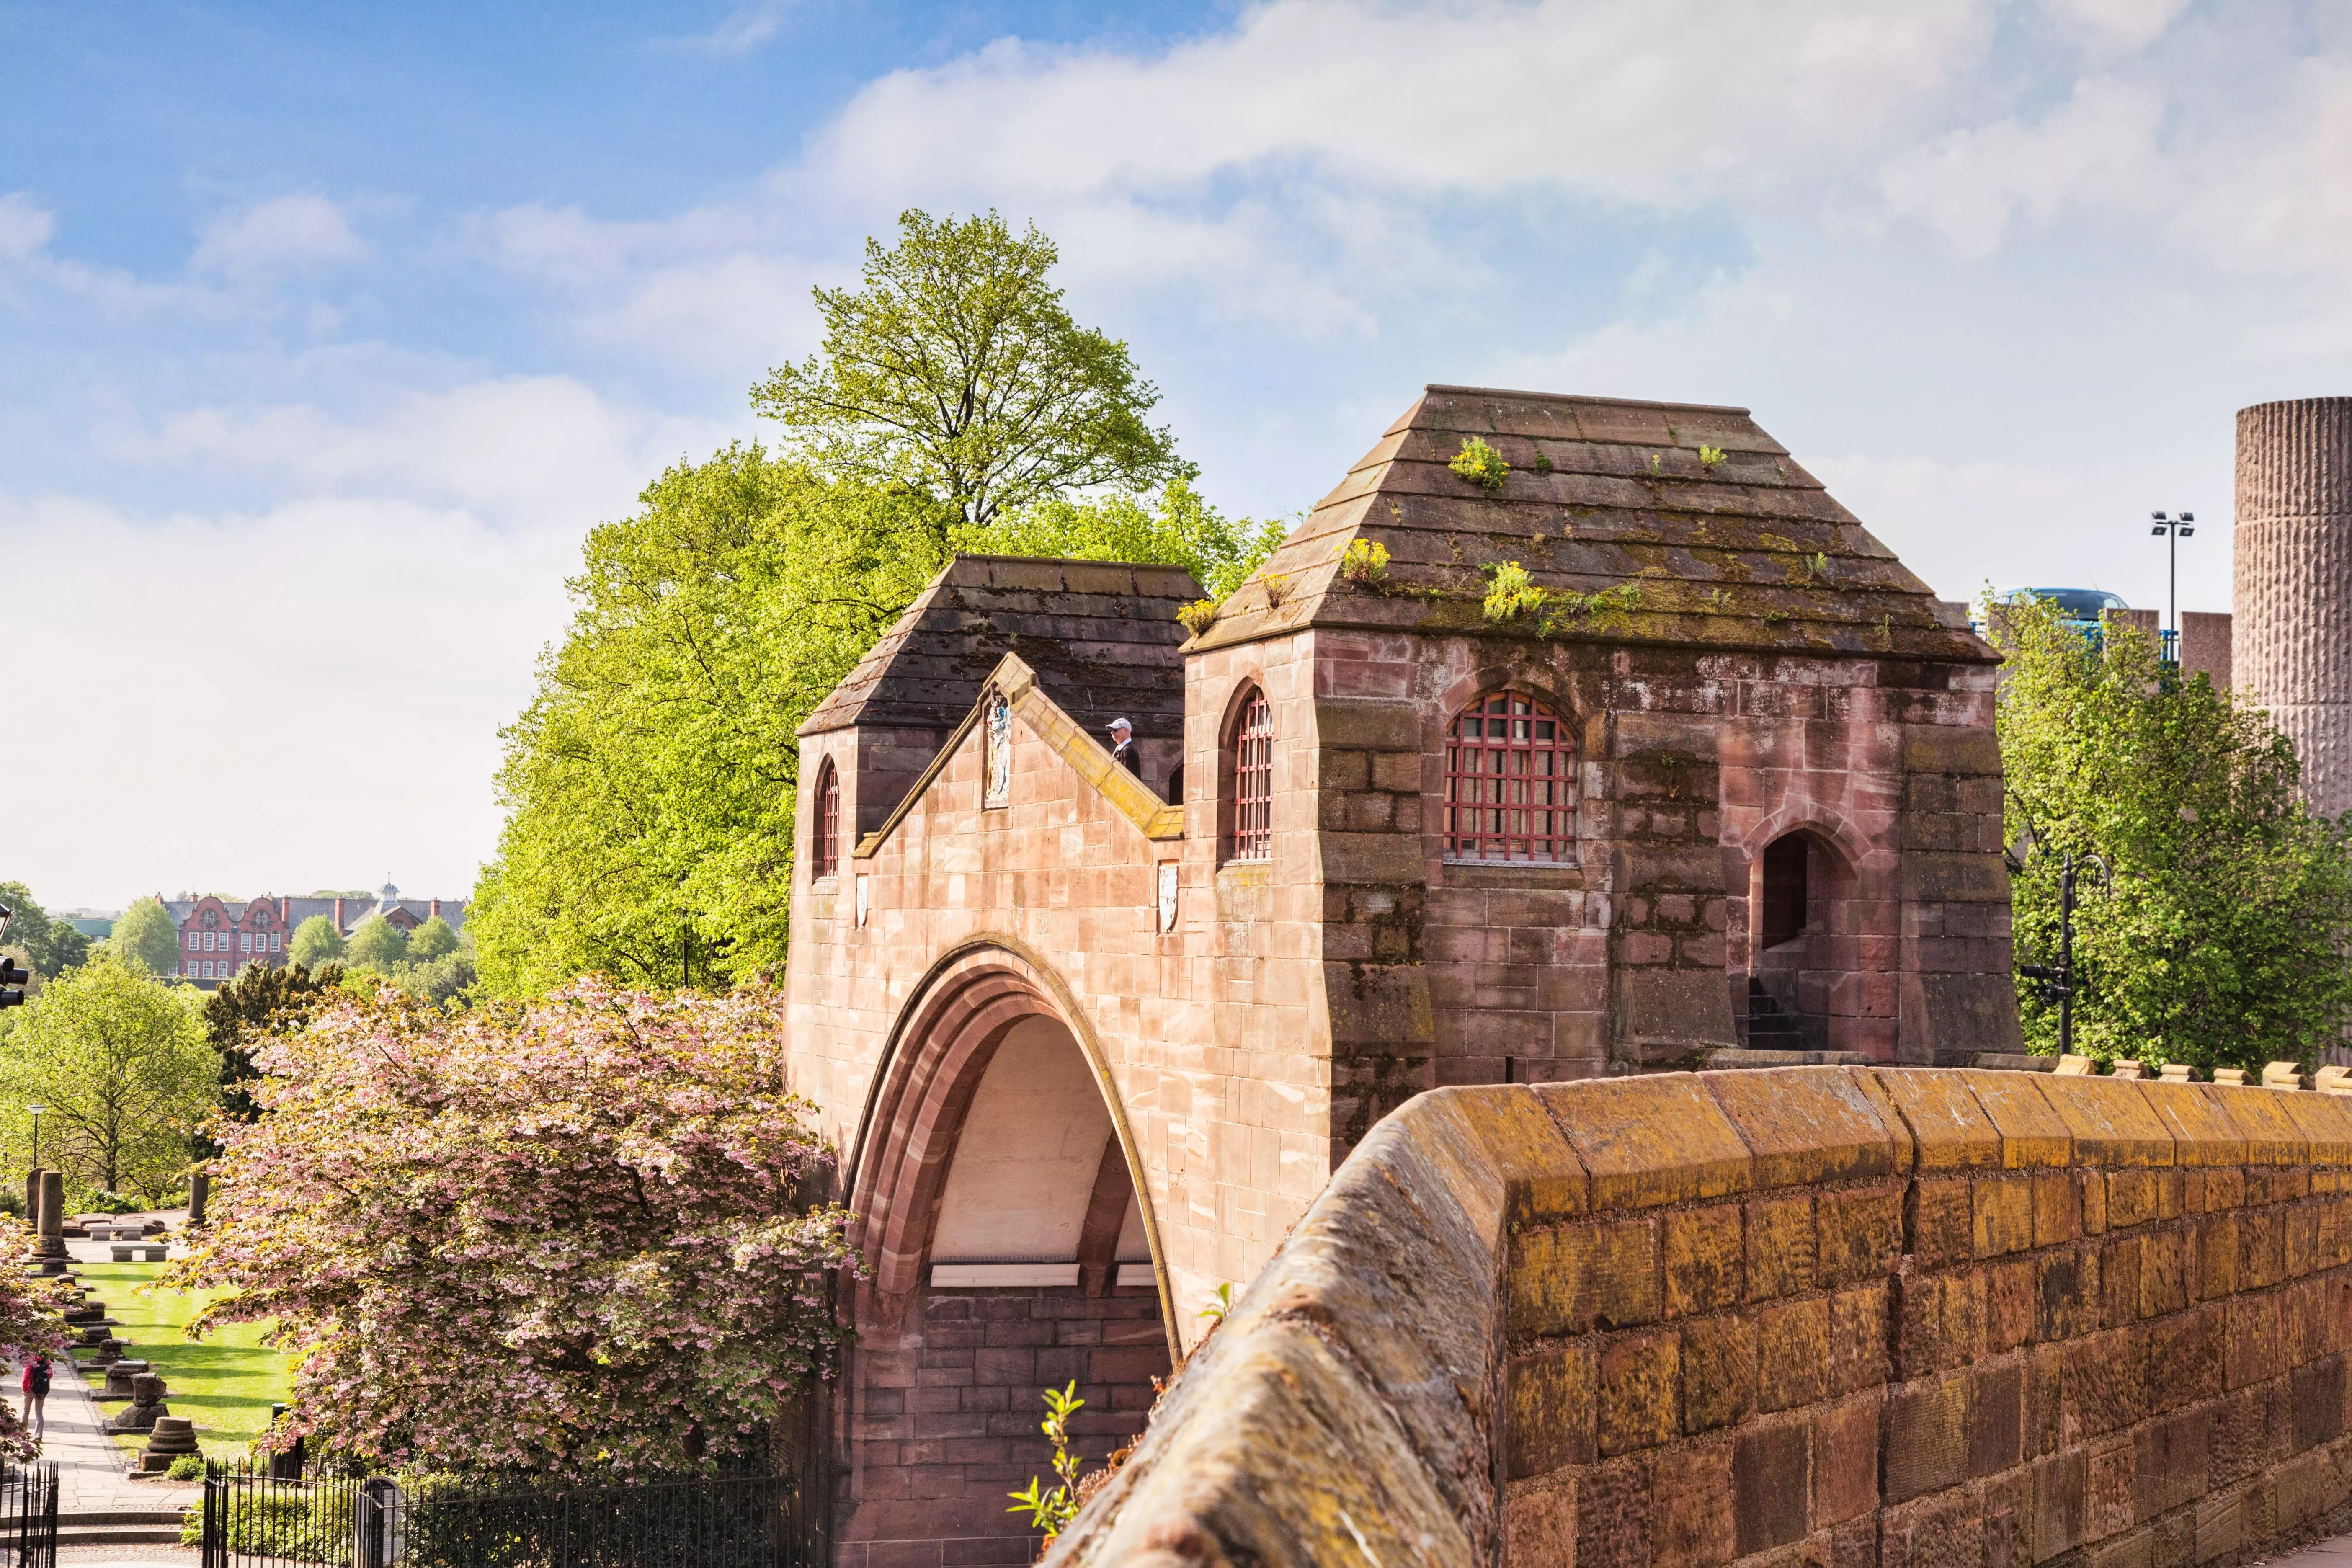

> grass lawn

[{"left": 67, "top": 1261, "right": 294, "bottom": 1462}]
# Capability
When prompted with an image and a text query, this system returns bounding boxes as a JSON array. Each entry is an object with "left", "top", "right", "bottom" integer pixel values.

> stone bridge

[{"left": 1048, "top": 1068, "right": 2352, "bottom": 1568}]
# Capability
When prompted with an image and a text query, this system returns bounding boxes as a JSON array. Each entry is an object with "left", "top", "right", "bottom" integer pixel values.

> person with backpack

[{"left": 18, "top": 1354, "right": 49, "bottom": 1445}]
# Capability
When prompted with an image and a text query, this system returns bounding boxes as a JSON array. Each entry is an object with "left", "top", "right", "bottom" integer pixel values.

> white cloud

[
  {"left": 801, "top": 0, "right": 1995, "bottom": 211},
  {"left": 667, "top": 0, "right": 794, "bottom": 54},
  {"left": 129, "top": 377, "right": 732, "bottom": 527},
  {"left": 0, "top": 193, "right": 55, "bottom": 259},
  {"left": 193, "top": 194, "right": 368, "bottom": 272},
  {"left": 1878, "top": 75, "right": 2171, "bottom": 254}
]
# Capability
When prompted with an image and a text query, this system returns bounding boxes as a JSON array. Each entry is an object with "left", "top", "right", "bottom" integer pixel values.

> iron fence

[
  {"left": 202, "top": 1458, "right": 822, "bottom": 1568},
  {"left": 0, "top": 1462, "right": 56, "bottom": 1568}
]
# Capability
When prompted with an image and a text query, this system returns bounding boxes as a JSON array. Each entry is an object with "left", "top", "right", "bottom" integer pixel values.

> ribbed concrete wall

[{"left": 2234, "top": 398, "right": 2352, "bottom": 816}]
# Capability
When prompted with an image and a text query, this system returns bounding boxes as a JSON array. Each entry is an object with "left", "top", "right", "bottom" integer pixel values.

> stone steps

[{"left": 54, "top": 1508, "right": 187, "bottom": 1547}]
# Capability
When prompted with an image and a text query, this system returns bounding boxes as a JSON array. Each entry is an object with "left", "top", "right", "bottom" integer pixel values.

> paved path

[{"left": 42, "top": 1349, "right": 197, "bottom": 1516}]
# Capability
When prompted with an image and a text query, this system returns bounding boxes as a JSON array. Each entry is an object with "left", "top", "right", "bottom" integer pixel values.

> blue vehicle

[{"left": 2012, "top": 587, "right": 2129, "bottom": 629}]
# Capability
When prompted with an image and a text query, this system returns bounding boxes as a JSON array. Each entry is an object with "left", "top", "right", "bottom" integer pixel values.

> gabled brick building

[
  {"left": 783, "top": 387, "right": 2022, "bottom": 1565},
  {"left": 163, "top": 879, "right": 464, "bottom": 988}
]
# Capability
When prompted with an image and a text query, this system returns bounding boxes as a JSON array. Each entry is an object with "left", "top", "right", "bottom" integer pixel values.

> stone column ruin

[{"left": 2234, "top": 396, "right": 2352, "bottom": 815}]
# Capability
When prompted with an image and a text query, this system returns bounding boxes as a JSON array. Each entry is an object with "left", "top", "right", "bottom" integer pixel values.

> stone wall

[
  {"left": 1050, "top": 1068, "right": 2352, "bottom": 1568},
  {"left": 842, "top": 1286, "right": 1169, "bottom": 1568}
]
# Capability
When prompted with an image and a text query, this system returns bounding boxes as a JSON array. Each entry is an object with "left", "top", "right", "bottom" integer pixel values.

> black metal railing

[
  {"left": 0, "top": 1463, "right": 57, "bottom": 1568},
  {"left": 203, "top": 1458, "right": 822, "bottom": 1568},
  {"left": 199, "top": 1457, "right": 365, "bottom": 1568}
]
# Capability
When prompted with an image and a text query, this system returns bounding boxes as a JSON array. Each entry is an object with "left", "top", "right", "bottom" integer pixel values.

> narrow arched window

[
  {"left": 1227, "top": 687, "right": 1274, "bottom": 862},
  {"left": 812, "top": 759, "right": 840, "bottom": 882},
  {"left": 1444, "top": 691, "right": 1576, "bottom": 861}
]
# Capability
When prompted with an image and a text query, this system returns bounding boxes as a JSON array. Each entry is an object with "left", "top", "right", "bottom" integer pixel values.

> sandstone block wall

[{"left": 1050, "top": 1068, "right": 2352, "bottom": 1568}]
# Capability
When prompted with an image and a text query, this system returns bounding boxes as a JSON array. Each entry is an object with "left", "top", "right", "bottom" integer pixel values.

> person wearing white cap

[{"left": 1108, "top": 717, "right": 1141, "bottom": 777}]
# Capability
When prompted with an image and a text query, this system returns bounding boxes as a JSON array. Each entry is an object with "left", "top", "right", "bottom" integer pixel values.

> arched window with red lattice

[
  {"left": 812, "top": 758, "right": 840, "bottom": 881},
  {"left": 1444, "top": 691, "right": 1576, "bottom": 861},
  {"left": 1226, "top": 686, "right": 1274, "bottom": 862}
]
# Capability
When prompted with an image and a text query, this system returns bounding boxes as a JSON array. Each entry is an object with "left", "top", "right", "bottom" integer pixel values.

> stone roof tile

[
  {"left": 799, "top": 554, "right": 1202, "bottom": 739},
  {"left": 1191, "top": 384, "right": 1994, "bottom": 665}
]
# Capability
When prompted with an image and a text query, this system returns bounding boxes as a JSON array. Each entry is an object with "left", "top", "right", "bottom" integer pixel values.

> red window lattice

[
  {"left": 1228, "top": 689, "right": 1274, "bottom": 862},
  {"left": 812, "top": 761, "right": 840, "bottom": 881},
  {"left": 1445, "top": 691, "right": 1576, "bottom": 861}
]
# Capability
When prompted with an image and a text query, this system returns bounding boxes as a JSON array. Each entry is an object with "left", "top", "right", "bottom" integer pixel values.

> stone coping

[{"left": 1046, "top": 1066, "right": 2352, "bottom": 1568}]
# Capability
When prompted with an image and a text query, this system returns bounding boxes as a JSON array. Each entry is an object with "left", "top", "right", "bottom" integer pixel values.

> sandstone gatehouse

[{"left": 782, "top": 385, "right": 2029, "bottom": 1565}]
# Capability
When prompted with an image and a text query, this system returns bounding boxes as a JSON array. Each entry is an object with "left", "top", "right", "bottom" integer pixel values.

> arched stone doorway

[
  {"left": 1744, "top": 827, "right": 1870, "bottom": 1052},
  {"left": 837, "top": 949, "right": 1172, "bottom": 1566}
]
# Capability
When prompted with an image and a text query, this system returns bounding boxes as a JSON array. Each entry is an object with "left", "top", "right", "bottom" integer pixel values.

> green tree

[
  {"left": 201, "top": 959, "right": 345, "bottom": 1127},
  {"left": 752, "top": 209, "right": 1191, "bottom": 529},
  {"left": 0, "top": 884, "right": 90, "bottom": 977},
  {"left": 288, "top": 915, "right": 345, "bottom": 969},
  {"left": 0, "top": 957, "right": 219, "bottom": 1199},
  {"left": 470, "top": 447, "right": 952, "bottom": 995},
  {"left": 345, "top": 916, "right": 410, "bottom": 970},
  {"left": 405, "top": 916, "right": 459, "bottom": 962},
  {"left": 106, "top": 896, "right": 182, "bottom": 977},
  {"left": 973, "top": 480, "right": 1288, "bottom": 600},
  {"left": 1992, "top": 595, "right": 2352, "bottom": 1073}
]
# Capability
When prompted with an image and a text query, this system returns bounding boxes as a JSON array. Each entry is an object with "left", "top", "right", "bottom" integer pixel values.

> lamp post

[
  {"left": 2150, "top": 511, "right": 2196, "bottom": 652},
  {"left": 2009, "top": 839, "right": 2112, "bottom": 1055},
  {"left": 26, "top": 1103, "right": 43, "bottom": 1172}
]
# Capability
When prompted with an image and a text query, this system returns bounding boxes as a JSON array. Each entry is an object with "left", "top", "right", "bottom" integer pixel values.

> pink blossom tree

[{"left": 171, "top": 980, "right": 855, "bottom": 1476}]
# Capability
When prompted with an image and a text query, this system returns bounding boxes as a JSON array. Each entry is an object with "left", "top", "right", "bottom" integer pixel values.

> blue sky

[{"left": 4, "top": 0, "right": 2347, "bottom": 908}]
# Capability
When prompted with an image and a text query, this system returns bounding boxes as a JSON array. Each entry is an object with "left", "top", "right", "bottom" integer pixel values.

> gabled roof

[
  {"left": 853, "top": 652, "right": 1181, "bottom": 860},
  {"left": 1187, "top": 386, "right": 1995, "bottom": 664},
  {"left": 800, "top": 556, "right": 1202, "bottom": 741}
]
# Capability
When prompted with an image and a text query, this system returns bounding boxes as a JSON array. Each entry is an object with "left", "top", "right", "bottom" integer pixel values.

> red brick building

[
  {"left": 783, "top": 387, "right": 2022, "bottom": 1565},
  {"left": 164, "top": 880, "right": 464, "bottom": 988}
]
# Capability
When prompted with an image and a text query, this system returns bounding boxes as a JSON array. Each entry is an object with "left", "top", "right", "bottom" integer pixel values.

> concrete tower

[{"left": 2235, "top": 397, "right": 2352, "bottom": 817}]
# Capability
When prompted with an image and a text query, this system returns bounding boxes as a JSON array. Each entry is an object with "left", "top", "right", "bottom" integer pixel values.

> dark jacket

[{"left": 1111, "top": 740, "right": 1141, "bottom": 776}]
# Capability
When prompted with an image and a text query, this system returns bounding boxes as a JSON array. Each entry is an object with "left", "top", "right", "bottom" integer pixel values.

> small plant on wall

[
  {"left": 1008, "top": 1382, "right": 1090, "bottom": 1545},
  {"left": 1175, "top": 598, "right": 1220, "bottom": 637},
  {"left": 1339, "top": 538, "right": 1390, "bottom": 585},
  {"left": 1482, "top": 560, "right": 1547, "bottom": 622},
  {"left": 1449, "top": 436, "right": 1511, "bottom": 491},
  {"left": 1698, "top": 445, "right": 1729, "bottom": 470}
]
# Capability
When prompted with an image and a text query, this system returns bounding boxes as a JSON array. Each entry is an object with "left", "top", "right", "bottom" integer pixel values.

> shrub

[
  {"left": 166, "top": 1453, "right": 205, "bottom": 1480},
  {"left": 1175, "top": 598, "right": 1220, "bottom": 637},
  {"left": 1449, "top": 436, "right": 1511, "bottom": 491}
]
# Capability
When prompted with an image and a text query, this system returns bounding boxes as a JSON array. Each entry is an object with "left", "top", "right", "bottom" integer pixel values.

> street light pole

[
  {"left": 2012, "top": 843, "right": 2112, "bottom": 1055},
  {"left": 2150, "top": 511, "right": 2196, "bottom": 649}
]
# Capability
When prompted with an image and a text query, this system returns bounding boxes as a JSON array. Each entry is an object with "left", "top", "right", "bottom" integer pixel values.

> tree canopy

[
  {"left": 203, "top": 959, "right": 346, "bottom": 1126},
  {"left": 406, "top": 916, "right": 459, "bottom": 962},
  {"left": 752, "top": 209, "right": 1191, "bottom": 529},
  {"left": 1993, "top": 596, "right": 2352, "bottom": 1072},
  {"left": 288, "top": 915, "right": 344, "bottom": 968},
  {"left": 175, "top": 980, "right": 854, "bottom": 1476},
  {"left": 0, "top": 883, "right": 90, "bottom": 978},
  {"left": 0, "top": 957, "right": 218, "bottom": 1200},
  {"left": 344, "top": 915, "right": 408, "bottom": 970},
  {"left": 474, "top": 214, "right": 1289, "bottom": 996},
  {"left": 107, "top": 895, "right": 182, "bottom": 977}
]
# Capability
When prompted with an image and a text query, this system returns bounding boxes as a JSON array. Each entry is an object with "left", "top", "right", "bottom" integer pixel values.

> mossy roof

[
  {"left": 799, "top": 554, "right": 1202, "bottom": 739},
  {"left": 1186, "top": 385, "right": 1996, "bottom": 664}
]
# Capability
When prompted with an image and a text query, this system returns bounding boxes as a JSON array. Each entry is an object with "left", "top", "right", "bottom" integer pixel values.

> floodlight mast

[{"left": 2151, "top": 511, "right": 2196, "bottom": 645}]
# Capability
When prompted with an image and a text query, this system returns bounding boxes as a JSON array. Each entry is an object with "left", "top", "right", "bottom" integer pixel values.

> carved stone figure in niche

[{"left": 983, "top": 691, "right": 1012, "bottom": 807}]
